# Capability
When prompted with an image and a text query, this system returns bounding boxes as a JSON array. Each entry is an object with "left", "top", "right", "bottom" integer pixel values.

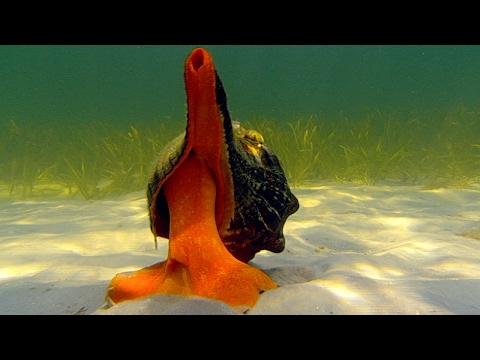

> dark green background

[{"left": 1, "top": 45, "right": 479, "bottom": 126}]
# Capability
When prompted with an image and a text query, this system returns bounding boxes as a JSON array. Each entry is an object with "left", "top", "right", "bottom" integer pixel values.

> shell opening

[{"left": 191, "top": 49, "right": 205, "bottom": 71}]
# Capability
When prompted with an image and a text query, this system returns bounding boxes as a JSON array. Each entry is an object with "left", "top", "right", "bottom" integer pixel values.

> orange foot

[
  {"left": 107, "top": 256, "right": 276, "bottom": 308},
  {"left": 106, "top": 154, "right": 276, "bottom": 309}
]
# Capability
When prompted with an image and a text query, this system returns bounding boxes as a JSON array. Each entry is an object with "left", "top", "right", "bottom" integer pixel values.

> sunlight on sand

[{"left": 2, "top": 183, "right": 480, "bottom": 314}]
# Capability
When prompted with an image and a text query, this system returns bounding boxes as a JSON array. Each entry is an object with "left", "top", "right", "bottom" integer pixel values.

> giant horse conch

[{"left": 106, "top": 48, "right": 299, "bottom": 308}]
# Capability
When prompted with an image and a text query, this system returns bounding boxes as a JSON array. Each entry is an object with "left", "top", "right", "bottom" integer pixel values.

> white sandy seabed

[{"left": 1, "top": 182, "right": 480, "bottom": 315}]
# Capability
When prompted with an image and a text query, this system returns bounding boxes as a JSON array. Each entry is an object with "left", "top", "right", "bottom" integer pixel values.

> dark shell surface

[
  {"left": 221, "top": 124, "right": 300, "bottom": 262},
  {"left": 146, "top": 132, "right": 186, "bottom": 243}
]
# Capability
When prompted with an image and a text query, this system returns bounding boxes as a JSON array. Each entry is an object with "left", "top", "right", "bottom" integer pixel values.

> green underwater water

[{"left": 1, "top": 45, "right": 480, "bottom": 201}]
